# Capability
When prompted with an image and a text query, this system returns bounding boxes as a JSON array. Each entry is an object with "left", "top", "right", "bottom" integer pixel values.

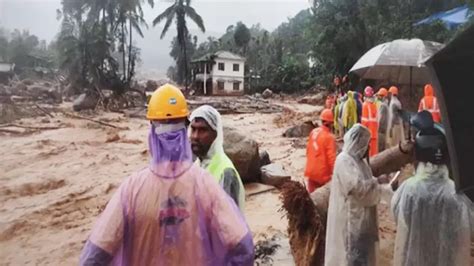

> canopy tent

[
  {"left": 426, "top": 24, "right": 474, "bottom": 202},
  {"left": 414, "top": 5, "right": 473, "bottom": 30}
]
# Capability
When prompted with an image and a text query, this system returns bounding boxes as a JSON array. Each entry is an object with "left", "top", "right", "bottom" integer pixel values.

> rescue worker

[
  {"left": 189, "top": 105, "right": 245, "bottom": 211},
  {"left": 376, "top": 88, "right": 389, "bottom": 152},
  {"left": 325, "top": 124, "right": 392, "bottom": 266},
  {"left": 391, "top": 111, "right": 472, "bottom": 266},
  {"left": 304, "top": 109, "right": 337, "bottom": 193},
  {"left": 342, "top": 91, "right": 358, "bottom": 132},
  {"left": 361, "top": 86, "right": 379, "bottom": 156},
  {"left": 418, "top": 83, "right": 441, "bottom": 123},
  {"left": 387, "top": 86, "right": 405, "bottom": 147},
  {"left": 79, "top": 84, "right": 254, "bottom": 265}
]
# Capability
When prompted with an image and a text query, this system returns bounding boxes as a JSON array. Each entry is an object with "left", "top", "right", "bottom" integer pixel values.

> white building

[{"left": 191, "top": 51, "right": 245, "bottom": 96}]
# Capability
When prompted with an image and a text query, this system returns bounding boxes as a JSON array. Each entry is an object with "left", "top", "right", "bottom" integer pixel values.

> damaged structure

[{"left": 191, "top": 51, "right": 245, "bottom": 96}]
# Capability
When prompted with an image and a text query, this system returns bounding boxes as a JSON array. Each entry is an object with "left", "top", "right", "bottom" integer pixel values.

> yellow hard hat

[{"left": 146, "top": 84, "right": 189, "bottom": 120}]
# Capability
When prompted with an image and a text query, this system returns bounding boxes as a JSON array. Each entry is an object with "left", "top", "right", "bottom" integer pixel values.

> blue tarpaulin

[{"left": 414, "top": 5, "right": 473, "bottom": 29}]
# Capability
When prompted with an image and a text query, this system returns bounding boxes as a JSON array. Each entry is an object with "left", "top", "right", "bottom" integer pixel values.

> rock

[
  {"left": 73, "top": 93, "right": 98, "bottom": 111},
  {"left": 105, "top": 133, "right": 120, "bottom": 143},
  {"left": 22, "top": 79, "right": 34, "bottom": 86},
  {"left": 43, "top": 82, "right": 51, "bottom": 87},
  {"left": 223, "top": 126, "right": 261, "bottom": 183},
  {"left": 261, "top": 163, "right": 291, "bottom": 187},
  {"left": 262, "top": 89, "right": 273, "bottom": 99},
  {"left": 283, "top": 121, "right": 315, "bottom": 138},
  {"left": 259, "top": 151, "right": 271, "bottom": 167},
  {"left": 297, "top": 91, "right": 328, "bottom": 105},
  {"left": 41, "top": 118, "right": 50, "bottom": 123}
]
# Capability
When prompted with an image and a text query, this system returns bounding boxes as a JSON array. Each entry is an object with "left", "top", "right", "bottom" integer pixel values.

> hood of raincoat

[
  {"left": 190, "top": 105, "right": 224, "bottom": 167},
  {"left": 342, "top": 123, "right": 371, "bottom": 159},
  {"left": 148, "top": 121, "right": 193, "bottom": 178},
  {"left": 424, "top": 84, "right": 434, "bottom": 97}
]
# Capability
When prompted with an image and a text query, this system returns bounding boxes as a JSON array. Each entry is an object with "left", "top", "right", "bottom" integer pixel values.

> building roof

[
  {"left": 192, "top": 50, "right": 245, "bottom": 63},
  {"left": 214, "top": 51, "right": 245, "bottom": 61}
]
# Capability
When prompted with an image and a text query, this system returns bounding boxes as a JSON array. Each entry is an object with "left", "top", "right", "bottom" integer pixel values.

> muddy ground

[{"left": 0, "top": 98, "right": 398, "bottom": 265}]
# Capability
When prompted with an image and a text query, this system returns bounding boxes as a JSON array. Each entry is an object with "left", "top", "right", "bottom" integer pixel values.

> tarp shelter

[
  {"left": 415, "top": 5, "right": 473, "bottom": 30},
  {"left": 426, "top": 24, "right": 474, "bottom": 202}
]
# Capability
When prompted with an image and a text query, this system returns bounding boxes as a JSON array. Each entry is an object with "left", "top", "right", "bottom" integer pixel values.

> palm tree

[{"left": 153, "top": 0, "right": 205, "bottom": 88}]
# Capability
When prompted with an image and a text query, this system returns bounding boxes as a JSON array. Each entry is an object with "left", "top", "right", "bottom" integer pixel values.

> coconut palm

[{"left": 153, "top": 0, "right": 205, "bottom": 88}]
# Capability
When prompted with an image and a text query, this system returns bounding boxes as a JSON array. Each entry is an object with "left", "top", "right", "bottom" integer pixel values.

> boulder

[
  {"left": 283, "top": 121, "right": 315, "bottom": 138},
  {"left": 262, "top": 88, "right": 273, "bottom": 99},
  {"left": 73, "top": 93, "right": 98, "bottom": 111},
  {"left": 223, "top": 126, "right": 261, "bottom": 183},
  {"left": 22, "top": 79, "right": 34, "bottom": 86},
  {"left": 259, "top": 150, "right": 271, "bottom": 167},
  {"left": 297, "top": 91, "right": 328, "bottom": 105},
  {"left": 261, "top": 163, "right": 291, "bottom": 187}
]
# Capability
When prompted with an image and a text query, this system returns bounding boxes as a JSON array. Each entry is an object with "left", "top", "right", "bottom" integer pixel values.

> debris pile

[{"left": 187, "top": 95, "right": 283, "bottom": 115}]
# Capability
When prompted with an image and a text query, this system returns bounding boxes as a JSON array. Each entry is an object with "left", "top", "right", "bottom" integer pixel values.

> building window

[
  {"left": 217, "top": 81, "right": 225, "bottom": 90},
  {"left": 233, "top": 82, "right": 240, "bottom": 91},
  {"left": 233, "top": 64, "right": 239, "bottom": 71},
  {"left": 218, "top": 63, "right": 225, "bottom": 71}
]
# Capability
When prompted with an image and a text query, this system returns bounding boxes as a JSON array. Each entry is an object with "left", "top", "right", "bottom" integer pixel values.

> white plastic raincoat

[
  {"left": 387, "top": 95, "right": 405, "bottom": 147},
  {"left": 325, "top": 124, "right": 388, "bottom": 266},
  {"left": 391, "top": 162, "right": 473, "bottom": 266}
]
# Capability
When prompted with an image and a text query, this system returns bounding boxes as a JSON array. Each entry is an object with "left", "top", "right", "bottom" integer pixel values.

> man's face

[{"left": 190, "top": 118, "right": 217, "bottom": 158}]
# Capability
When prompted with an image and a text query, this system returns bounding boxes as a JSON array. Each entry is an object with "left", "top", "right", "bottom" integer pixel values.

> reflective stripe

[
  {"left": 311, "top": 128, "right": 322, "bottom": 151},
  {"left": 422, "top": 98, "right": 440, "bottom": 113}
]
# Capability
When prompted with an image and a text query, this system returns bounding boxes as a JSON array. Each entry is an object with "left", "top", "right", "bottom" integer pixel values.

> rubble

[{"left": 187, "top": 95, "right": 283, "bottom": 115}]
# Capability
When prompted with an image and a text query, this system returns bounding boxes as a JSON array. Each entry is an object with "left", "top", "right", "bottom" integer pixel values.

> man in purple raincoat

[{"left": 79, "top": 84, "right": 254, "bottom": 266}]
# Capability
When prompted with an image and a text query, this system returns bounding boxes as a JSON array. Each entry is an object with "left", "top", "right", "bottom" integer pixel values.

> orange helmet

[
  {"left": 146, "top": 84, "right": 189, "bottom": 120},
  {"left": 320, "top": 109, "right": 334, "bottom": 122},
  {"left": 377, "top": 88, "right": 388, "bottom": 97},
  {"left": 389, "top": 86, "right": 399, "bottom": 96}
]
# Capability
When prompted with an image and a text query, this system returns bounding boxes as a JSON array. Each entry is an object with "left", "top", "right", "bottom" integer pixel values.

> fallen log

[{"left": 280, "top": 141, "right": 415, "bottom": 265}]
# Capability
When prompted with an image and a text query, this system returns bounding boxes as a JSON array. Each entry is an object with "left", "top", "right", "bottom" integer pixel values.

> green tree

[
  {"left": 233, "top": 22, "right": 251, "bottom": 55},
  {"left": 153, "top": 0, "right": 205, "bottom": 88}
]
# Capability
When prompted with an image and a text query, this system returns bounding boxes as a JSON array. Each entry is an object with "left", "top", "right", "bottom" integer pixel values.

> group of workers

[
  {"left": 306, "top": 83, "right": 472, "bottom": 266},
  {"left": 78, "top": 83, "right": 470, "bottom": 266}
]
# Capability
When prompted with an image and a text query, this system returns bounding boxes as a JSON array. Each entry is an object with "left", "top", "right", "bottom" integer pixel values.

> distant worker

[
  {"left": 361, "top": 86, "right": 379, "bottom": 156},
  {"left": 376, "top": 88, "right": 389, "bottom": 152},
  {"left": 391, "top": 111, "right": 472, "bottom": 266},
  {"left": 80, "top": 84, "right": 254, "bottom": 265},
  {"left": 304, "top": 109, "right": 337, "bottom": 193},
  {"left": 387, "top": 86, "right": 405, "bottom": 147},
  {"left": 325, "top": 124, "right": 393, "bottom": 266},
  {"left": 190, "top": 105, "right": 245, "bottom": 210},
  {"left": 342, "top": 91, "right": 358, "bottom": 132},
  {"left": 418, "top": 84, "right": 441, "bottom": 123}
]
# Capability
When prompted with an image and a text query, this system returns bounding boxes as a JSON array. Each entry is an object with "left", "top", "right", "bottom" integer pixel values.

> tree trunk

[
  {"left": 127, "top": 15, "right": 133, "bottom": 84},
  {"left": 121, "top": 21, "right": 126, "bottom": 82},
  {"left": 183, "top": 40, "right": 188, "bottom": 90}
]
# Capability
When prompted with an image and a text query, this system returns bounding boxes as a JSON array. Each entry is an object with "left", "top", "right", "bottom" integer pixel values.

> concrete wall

[
  {"left": 212, "top": 59, "right": 244, "bottom": 78},
  {"left": 212, "top": 77, "right": 244, "bottom": 95}
]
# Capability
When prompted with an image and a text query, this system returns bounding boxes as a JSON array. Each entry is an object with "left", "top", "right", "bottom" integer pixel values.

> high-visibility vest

[
  {"left": 206, "top": 151, "right": 245, "bottom": 210},
  {"left": 420, "top": 97, "right": 441, "bottom": 123}
]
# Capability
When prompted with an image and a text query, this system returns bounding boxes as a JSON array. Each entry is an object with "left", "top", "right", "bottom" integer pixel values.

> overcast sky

[{"left": 0, "top": 0, "right": 310, "bottom": 77}]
